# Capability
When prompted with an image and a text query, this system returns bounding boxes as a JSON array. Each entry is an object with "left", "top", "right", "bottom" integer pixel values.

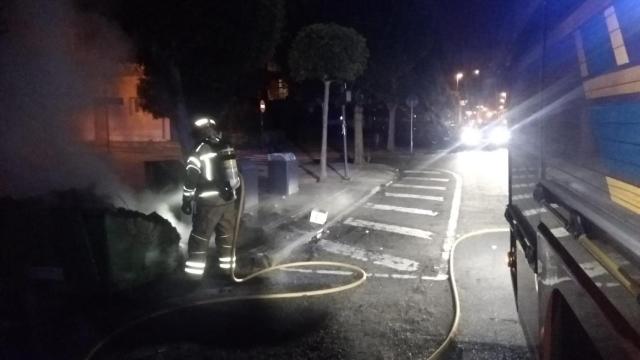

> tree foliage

[
  {"left": 288, "top": 23, "right": 368, "bottom": 180},
  {"left": 112, "top": 0, "right": 285, "bottom": 147},
  {"left": 289, "top": 23, "right": 368, "bottom": 82},
  {"left": 352, "top": 1, "right": 439, "bottom": 150}
]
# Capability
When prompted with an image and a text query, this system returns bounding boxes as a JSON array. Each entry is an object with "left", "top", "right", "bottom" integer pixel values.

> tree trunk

[
  {"left": 386, "top": 103, "right": 397, "bottom": 151},
  {"left": 354, "top": 104, "right": 364, "bottom": 165},
  {"left": 320, "top": 80, "right": 331, "bottom": 181}
]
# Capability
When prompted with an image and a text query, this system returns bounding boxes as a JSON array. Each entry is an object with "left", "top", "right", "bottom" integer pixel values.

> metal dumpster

[{"left": 267, "top": 153, "right": 299, "bottom": 196}]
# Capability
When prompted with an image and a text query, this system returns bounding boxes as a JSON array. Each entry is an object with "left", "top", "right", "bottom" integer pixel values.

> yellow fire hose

[
  {"left": 83, "top": 176, "right": 368, "bottom": 360},
  {"left": 83, "top": 171, "right": 509, "bottom": 360},
  {"left": 426, "top": 228, "right": 510, "bottom": 360}
]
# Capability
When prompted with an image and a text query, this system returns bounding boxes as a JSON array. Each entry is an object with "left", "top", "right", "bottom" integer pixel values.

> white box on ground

[{"left": 310, "top": 209, "right": 328, "bottom": 225}]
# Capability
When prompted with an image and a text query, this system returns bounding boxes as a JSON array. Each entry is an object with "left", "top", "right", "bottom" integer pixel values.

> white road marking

[
  {"left": 372, "top": 273, "right": 389, "bottom": 278},
  {"left": 315, "top": 269, "right": 353, "bottom": 276},
  {"left": 404, "top": 176, "right": 450, "bottom": 182},
  {"left": 390, "top": 274, "right": 418, "bottom": 279},
  {"left": 404, "top": 170, "right": 441, "bottom": 175},
  {"left": 344, "top": 218, "right": 433, "bottom": 240},
  {"left": 512, "top": 194, "right": 533, "bottom": 200},
  {"left": 437, "top": 169, "right": 463, "bottom": 277},
  {"left": 318, "top": 239, "right": 420, "bottom": 271},
  {"left": 523, "top": 207, "right": 548, "bottom": 216},
  {"left": 512, "top": 174, "right": 536, "bottom": 179},
  {"left": 364, "top": 203, "right": 438, "bottom": 216},
  {"left": 421, "top": 274, "right": 449, "bottom": 281},
  {"left": 385, "top": 192, "right": 444, "bottom": 202},
  {"left": 512, "top": 183, "right": 536, "bottom": 189},
  {"left": 391, "top": 183, "right": 446, "bottom": 191}
]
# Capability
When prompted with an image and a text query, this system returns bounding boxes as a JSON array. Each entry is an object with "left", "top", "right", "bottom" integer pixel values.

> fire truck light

[{"left": 461, "top": 127, "right": 481, "bottom": 146}]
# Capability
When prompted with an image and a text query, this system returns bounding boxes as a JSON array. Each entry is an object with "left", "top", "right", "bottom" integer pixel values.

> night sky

[{"left": 433, "top": 0, "right": 527, "bottom": 73}]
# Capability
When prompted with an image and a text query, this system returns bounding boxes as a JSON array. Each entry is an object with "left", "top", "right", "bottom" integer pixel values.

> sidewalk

[{"left": 237, "top": 160, "right": 397, "bottom": 266}]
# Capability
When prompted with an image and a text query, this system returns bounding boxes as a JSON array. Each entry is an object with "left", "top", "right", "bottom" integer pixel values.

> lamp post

[
  {"left": 406, "top": 95, "right": 418, "bottom": 154},
  {"left": 455, "top": 72, "right": 464, "bottom": 126},
  {"left": 341, "top": 85, "right": 351, "bottom": 179},
  {"left": 259, "top": 99, "right": 266, "bottom": 148}
]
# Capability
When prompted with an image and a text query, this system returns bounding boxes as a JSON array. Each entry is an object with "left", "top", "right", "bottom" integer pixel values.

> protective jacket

[{"left": 183, "top": 139, "right": 240, "bottom": 206}]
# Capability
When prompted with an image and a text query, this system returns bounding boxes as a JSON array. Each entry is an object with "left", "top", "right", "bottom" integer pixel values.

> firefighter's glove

[{"left": 181, "top": 197, "right": 192, "bottom": 215}]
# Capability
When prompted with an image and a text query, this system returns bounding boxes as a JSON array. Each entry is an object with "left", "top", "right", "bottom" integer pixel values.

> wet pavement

[{"left": 89, "top": 149, "right": 533, "bottom": 360}]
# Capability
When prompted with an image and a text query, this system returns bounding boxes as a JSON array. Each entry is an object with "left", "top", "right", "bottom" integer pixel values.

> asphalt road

[{"left": 97, "top": 149, "right": 533, "bottom": 360}]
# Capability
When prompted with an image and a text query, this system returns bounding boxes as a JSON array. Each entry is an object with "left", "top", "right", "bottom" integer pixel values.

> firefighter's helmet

[{"left": 192, "top": 117, "right": 221, "bottom": 142}]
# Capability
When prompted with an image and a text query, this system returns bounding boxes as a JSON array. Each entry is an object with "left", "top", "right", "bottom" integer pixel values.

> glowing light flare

[
  {"left": 187, "top": 156, "right": 201, "bottom": 167},
  {"left": 199, "top": 191, "right": 219, "bottom": 198},
  {"left": 194, "top": 118, "right": 215, "bottom": 127},
  {"left": 461, "top": 127, "right": 482, "bottom": 146},
  {"left": 186, "top": 261, "right": 205, "bottom": 269},
  {"left": 489, "top": 126, "right": 511, "bottom": 145},
  {"left": 185, "top": 267, "right": 204, "bottom": 275}
]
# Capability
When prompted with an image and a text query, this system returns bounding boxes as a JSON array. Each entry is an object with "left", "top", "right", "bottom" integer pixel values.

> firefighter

[{"left": 181, "top": 117, "right": 240, "bottom": 279}]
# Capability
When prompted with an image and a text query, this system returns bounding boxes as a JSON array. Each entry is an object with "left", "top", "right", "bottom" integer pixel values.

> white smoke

[
  {"left": 0, "top": 0, "right": 195, "bottom": 251},
  {"left": 0, "top": 0, "right": 127, "bottom": 197}
]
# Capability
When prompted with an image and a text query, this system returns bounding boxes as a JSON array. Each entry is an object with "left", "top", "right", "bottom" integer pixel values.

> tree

[
  {"left": 112, "top": 0, "right": 285, "bottom": 150},
  {"left": 288, "top": 23, "right": 368, "bottom": 180},
  {"left": 358, "top": 1, "right": 437, "bottom": 151},
  {"left": 352, "top": 90, "right": 367, "bottom": 165}
]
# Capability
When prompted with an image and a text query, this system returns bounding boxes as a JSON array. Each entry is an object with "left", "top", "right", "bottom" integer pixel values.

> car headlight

[
  {"left": 489, "top": 126, "right": 510, "bottom": 145},
  {"left": 461, "top": 127, "right": 481, "bottom": 146}
]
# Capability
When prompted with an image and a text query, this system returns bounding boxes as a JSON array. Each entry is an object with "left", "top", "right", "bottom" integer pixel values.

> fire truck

[{"left": 505, "top": 0, "right": 640, "bottom": 358}]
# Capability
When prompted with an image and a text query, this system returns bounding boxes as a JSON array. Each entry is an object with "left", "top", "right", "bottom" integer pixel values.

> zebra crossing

[{"left": 314, "top": 167, "right": 462, "bottom": 280}]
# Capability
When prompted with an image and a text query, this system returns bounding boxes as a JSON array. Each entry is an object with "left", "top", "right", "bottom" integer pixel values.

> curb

[{"left": 270, "top": 177, "right": 396, "bottom": 265}]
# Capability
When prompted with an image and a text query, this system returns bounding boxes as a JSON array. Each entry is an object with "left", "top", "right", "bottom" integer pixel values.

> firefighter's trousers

[{"left": 185, "top": 201, "right": 236, "bottom": 276}]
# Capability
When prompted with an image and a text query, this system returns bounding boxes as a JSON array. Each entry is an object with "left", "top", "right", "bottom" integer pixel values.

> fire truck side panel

[{"left": 508, "top": 0, "right": 640, "bottom": 358}]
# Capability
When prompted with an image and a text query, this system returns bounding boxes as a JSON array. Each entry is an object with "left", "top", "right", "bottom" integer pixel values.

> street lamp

[
  {"left": 474, "top": 69, "right": 480, "bottom": 76},
  {"left": 455, "top": 72, "right": 464, "bottom": 89}
]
